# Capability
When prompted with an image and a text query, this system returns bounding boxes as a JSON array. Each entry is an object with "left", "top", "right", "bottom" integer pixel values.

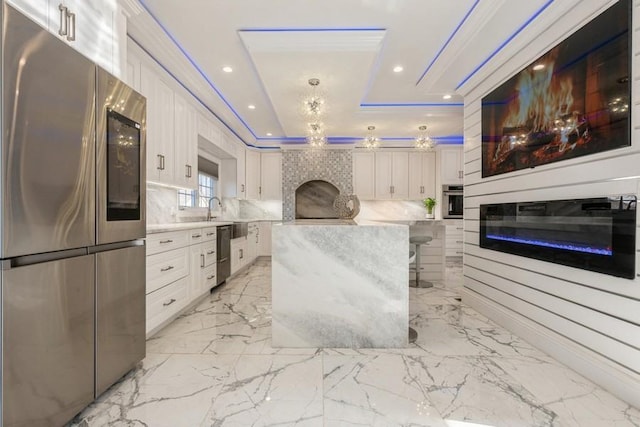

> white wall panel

[{"left": 459, "top": 0, "right": 640, "bottom": 403}]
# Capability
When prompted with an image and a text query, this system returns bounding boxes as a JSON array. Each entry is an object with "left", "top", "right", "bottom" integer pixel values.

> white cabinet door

[
  {"left": 374, "top": 152, "right": 393, "bottom": 199},
  {"left": 47, "top": 0, "right": 116, "bottom": 74},
  {"left": 408, "top": 152, "right": 436, "bottom": 199},
  {"left": 258, "top": 222, "right": 272, "bottom": 256},
  {"left": 236, "top": 147, "right": 246, "bottom": 199},
  {"left": 140, "top": 64, "right": 162, "bottom": 182},
  {"left": 125, "top": 55, "right": 141, "bottom": 92},
  {"left": 352, "top": 152, "right": 375, "bottom": 200},
  {"left": 391, "top": 152, "right": 409, "bottom": 199},
  {"left": 441, "top": 148, "right": 463, "bottom": 184},
  {"left": 155, "top": 78, "right": 175, "bottom": 184},
  {"left": 7, "top": 0, "right": 48, "bottom": 28},
  {"left": 174, "top": 94, "right": 197, "bottom": 190},
  {"left": 260, "top": 152, "right": 282, "bottom": 200},
  {"left": 245, "top": 151, "right": 261, "bottom": 200},
  {"left": 189, "top": 244, "right": 203, "bottom": 299}
]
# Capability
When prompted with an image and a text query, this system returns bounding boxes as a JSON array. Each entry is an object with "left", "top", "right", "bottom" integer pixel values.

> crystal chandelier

[
  {"left": 414, "top": 125, "right": 435, "bottom": 150},
  {"left": 362, "top": 125, "right": 380, "bottom": 149},
  {"left": 306, "top": 122, "right": 326, "bottom": 148},
  {"left": 303, "top": 78, "right": 324, "bottom": 117},
  {"left": 302, "top": 78, "right": 327, "bottom": 148}
]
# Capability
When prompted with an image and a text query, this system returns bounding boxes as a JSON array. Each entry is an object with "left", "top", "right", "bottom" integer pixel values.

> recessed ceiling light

[
  {"left": 248, "top": 104, "right": 256, "bottom": 110},
  {"left": 393, "top": 65, "right": 404, "bottom": 73},
  {"left": 443, "top": 94, "right": 452, "bottom": 100},
  {"left": 266, "top": 132, "right": 272, "bottom": 136},
  {"left": 222, "top": 66, "right": 233, "bottom": 73},
  {"left": 533, "top": 63, "right": 545, "bottom": 71}
]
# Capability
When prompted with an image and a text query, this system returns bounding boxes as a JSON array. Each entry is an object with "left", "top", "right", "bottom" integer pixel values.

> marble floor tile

[
  {"left": 324, "top": 354, "right": 447, "bottom": 426},
  {"left": 68, "top": 257, "right": 639, "bottom": 427}
]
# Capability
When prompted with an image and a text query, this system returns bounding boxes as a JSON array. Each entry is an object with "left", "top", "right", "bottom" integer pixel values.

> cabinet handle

[
  {"left": 240, "top": 249, "right": 243, "bottom": 259},
  {"left": 206, "top": 232, "right": 215, "bottom": 236},
  {"left": 186, "top": 164, "right": 192, "bottom": 178},
  {"left": 66, "top": 10, "right": 76, "bottom": 42},
  {"left": 241, "top": 184, "right": 245, "bottom": 193},
  {"left": 157, "top": 154, "right": 163, "bottom": 170},
  {"left": 456, "top": 227, "right": 463, "bottom": 230},
  {"left": 207, "top": 274, "right": 215, "bottom": 280},
  {"left": 160, "top": 265, "right": 174, "bottom": 272},
  {"left": 163, "top": 298, "right": 176, "bottom": 307},
  {"left": 200, "top": 254, "right": 205, "bottom": 268},
  {"left": 192, "top": 234, "right": 202, "bottom": 238},
  {"left": 456, "top": 240, "right": 463, "bottom": 243},
  {"left": 159, "top": 239, "right": 173, "bottom": 244},
  {"left": 259, "top": 186, "right": 262, "bottom": 195},
  {"left": 58, "top": 4, "right": 68, "bottom": 36},
  {"left": 459, "top": 170, "right": 463, "bottom": 179},
  {"left": 207, "top": 250, "right": 215, "bottom": 255}
]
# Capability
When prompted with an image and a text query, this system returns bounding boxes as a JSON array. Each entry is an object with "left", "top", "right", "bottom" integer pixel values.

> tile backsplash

[{"left": 282, "top": 149, "right": 353, "bottom": 221}]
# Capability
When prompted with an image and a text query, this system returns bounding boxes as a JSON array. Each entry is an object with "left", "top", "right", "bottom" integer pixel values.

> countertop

[
  {"left": 147, "top": 221, "right": 234, "bottom": 234},
  {"left": 279, "top": 219, "right": 406, "bottom": 227}
]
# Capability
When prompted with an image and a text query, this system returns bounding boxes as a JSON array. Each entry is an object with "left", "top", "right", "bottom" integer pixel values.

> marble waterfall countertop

[
  {"left": 271, "top": 220, "right": 409, "bottom": 348},
  {"left": 146, "top": 221, "right": 234, "bottom": 234}
]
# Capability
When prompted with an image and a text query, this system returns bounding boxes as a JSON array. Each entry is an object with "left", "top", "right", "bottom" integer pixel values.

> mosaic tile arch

[{"left": 282, "top": 150, "right": 353, "bottom": 221}]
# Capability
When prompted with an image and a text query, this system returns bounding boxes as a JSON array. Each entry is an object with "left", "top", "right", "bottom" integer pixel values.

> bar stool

[{"left": 410, "top": 236, "right": 433, "bottom": 288}]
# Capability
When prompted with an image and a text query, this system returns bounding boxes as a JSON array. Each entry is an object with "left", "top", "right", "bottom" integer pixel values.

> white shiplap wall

[{"left": 458, "top": 0, "right": 640, "bottom": 407}]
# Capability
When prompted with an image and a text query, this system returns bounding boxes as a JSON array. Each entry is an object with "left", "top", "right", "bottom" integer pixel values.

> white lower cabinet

[
  {"left": 146, "top": 226, "right": 217, "bottom": 336},
  {"left": 445, "top": 220, "right": 464, "bottom": 257},
  {"left": 230, "top": 237, "right": 248, "bottom": 275}
]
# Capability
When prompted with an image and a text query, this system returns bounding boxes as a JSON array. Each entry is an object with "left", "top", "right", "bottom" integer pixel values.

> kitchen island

[{"left": 272, "top": 219, "right": 409, "bottom": 348}]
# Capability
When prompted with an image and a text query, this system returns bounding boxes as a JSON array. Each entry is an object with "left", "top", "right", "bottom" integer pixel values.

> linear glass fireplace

[{"left": 480, "top": 196, "right": 637, "bottom": 279}]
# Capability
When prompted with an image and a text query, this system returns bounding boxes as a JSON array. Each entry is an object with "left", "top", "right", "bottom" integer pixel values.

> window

[{"left": 178, "top": 172, "right": 218, "bottom": 208}]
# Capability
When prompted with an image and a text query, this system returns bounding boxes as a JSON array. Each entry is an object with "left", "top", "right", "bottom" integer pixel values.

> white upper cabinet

[
  {"left": 236, "top": 146, "right": 246, "bottom": 199},
  {"left": 441, "top": 147, "right": 464, "bottom": 185},
  {"left": 352, "top": 152, "right": 375, "bottom": 200},
  {"left": 408, "top": 152, "right": 436, "bottom": 199},
  {"left": 174, "top": 94, "right": 198, "bottom": 190},
  {"left": 375, "top": 152, "right": 408, "bottom": 199},
  {"left": 245, "top": 150, "right": 261, "bottom": 200},
  {"left": 260, "top": 152, "right": 282, "bottom": 200}
]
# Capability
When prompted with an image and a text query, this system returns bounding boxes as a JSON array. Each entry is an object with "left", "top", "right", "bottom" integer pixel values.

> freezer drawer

[
  {"left": 96, "top": 245, "right": 146, "bottom": 397},
  {"left": 2, "top": 254, "right": 95, "bottom": 427}
]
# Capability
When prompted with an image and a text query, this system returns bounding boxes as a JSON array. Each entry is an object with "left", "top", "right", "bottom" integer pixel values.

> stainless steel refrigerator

[{"left": 0, "top": 4, "right": 146, "bottom": 426}]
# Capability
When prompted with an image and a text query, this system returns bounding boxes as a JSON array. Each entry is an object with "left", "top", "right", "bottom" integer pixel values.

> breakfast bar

[{"left": 271, "top": 220, "right": 409, "bottom": 348}]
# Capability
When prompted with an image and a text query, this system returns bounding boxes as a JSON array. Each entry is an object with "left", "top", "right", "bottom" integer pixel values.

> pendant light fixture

[
  {"left": 414, "top": 125, "right": 435, "bottom": 150},
  {"left": 362, "top": 125, "right": 380, "bottom": 149}
]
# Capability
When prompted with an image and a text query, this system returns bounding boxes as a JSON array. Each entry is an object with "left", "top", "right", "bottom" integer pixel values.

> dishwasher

[{"left": 216, "top": 225, "right": 231, "bottom": 286}]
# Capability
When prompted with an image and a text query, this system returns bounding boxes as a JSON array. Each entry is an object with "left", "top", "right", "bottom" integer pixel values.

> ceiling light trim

[
  {"left": 239, "top": 27, "right": 386, "bottom": 32},
  {"left": 137, "top": 0, "right": 258, "bottom": 141},
  {"left": 455, "top": 0, "right": 555, "bottom": 90},
  {"left": 415, "top": 0, "right": 480, "bottom": 86}
]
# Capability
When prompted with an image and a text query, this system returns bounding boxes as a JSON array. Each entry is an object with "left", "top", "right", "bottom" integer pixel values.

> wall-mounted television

[
  {"left": 481, "top": 0, "right": 630, "bottom": 178},
  {"left": 480, "top": 196, "right": 636, "bottom": 279}
]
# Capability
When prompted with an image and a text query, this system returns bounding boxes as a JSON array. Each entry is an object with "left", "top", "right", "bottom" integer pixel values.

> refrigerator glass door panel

[
  {"left": 2, "top": 254, "right": 95, "bottom": 427},
  {"left": 1, "top": 4, "right": 96, "bottom": 257},
  {"left": 97, "top": 68, "right": 146, "bottom": 244},
  {"left": 96, "top": 245, "right": 146, "bottom": 397},
  {"left": 107, "top": 110, "right": 141, "bottom": 221}
]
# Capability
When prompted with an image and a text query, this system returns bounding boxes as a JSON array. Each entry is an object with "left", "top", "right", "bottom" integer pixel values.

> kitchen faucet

[{"left": 207, "top": 196, "right": 222, "bottom": 221}]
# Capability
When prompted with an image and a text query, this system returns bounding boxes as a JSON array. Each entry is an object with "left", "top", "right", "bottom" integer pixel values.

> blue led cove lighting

[
  {"left": 486, "top": 234, "right": 613, "bottom": 256},
  {"left": 416, "top": 0, "right": 480, "bottom": 85},
  {"left": 456, "top": 0, "right": 554, "bottom": 90}
]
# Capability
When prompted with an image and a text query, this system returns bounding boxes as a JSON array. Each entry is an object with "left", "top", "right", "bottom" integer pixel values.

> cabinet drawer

[
  {"left": 146, "top": 230, "right": 190, "bottom": 255},
  {"left": 202, "top": 227, "right": 217, "bottom": 242},
  {"left": 189, "top": 228, "right": 205, "bottom": 245},
  {"left": 146, "top": 276, "right": 189, "bottom": 333},
  {"left": 203, "top": 264, "right": 217, "bottom": 290},
  {"left": 146, "top": 248, "right": 190, "bottom": 294},
  {"left": 203, "top": 242, "right": 217, "bottom": 267}
]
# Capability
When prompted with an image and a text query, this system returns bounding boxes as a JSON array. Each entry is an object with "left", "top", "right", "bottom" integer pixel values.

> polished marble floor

[{"left": 70, "top": 258, "right": 640, "bottom": 427}]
